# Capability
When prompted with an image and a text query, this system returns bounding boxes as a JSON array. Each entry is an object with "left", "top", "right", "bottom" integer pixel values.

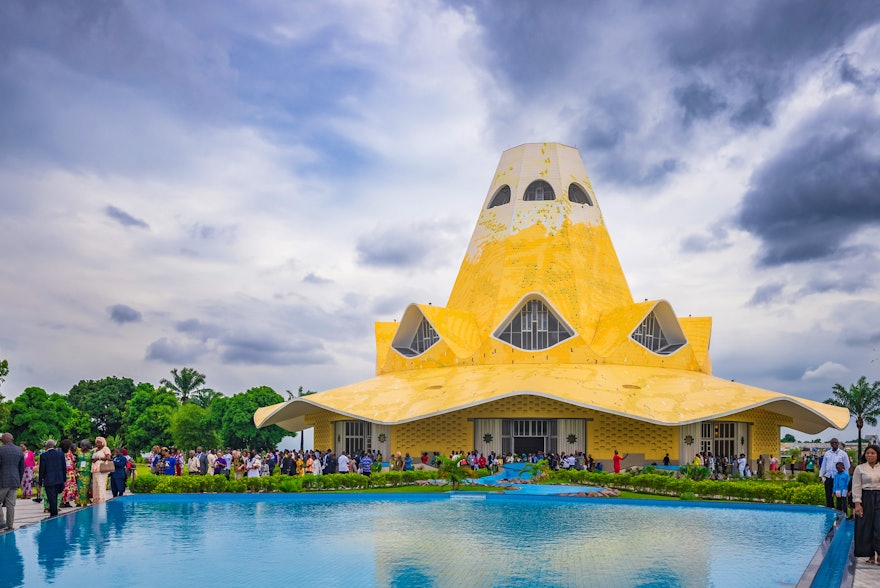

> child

[{"left": 832, "top": 461, "right": 850, "bottom": 515}]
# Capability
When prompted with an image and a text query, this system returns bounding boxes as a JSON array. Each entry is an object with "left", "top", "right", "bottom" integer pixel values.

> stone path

[{"left": 2, "top": 493, "right": 85, "bottom": 531}]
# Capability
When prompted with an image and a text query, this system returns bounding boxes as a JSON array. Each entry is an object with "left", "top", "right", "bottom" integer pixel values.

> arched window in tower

[
  {"left": 495, "top": 298, "right": 573, "bottom": 350},
  {"left": 523, "top": 180, "right": 556, "bottom": 201},
  {"left": 488, "top": 185, "right": 511, "bottom": 209},
  {"left": 631, "top": 311, "right": 686, "bottom": 355},
  {"left": 393, "top": 317, "right": 440, "bottom": 357},
  {"left": 568, "top": 183, "right": 593, "bottom": 206}
]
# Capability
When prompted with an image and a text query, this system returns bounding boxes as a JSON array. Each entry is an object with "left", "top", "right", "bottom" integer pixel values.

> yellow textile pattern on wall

[
  {"left": 588, "top": 413, "right": 676, "bottom": 461},
  {"left": 393, "top": 411, "right": 470, "bottom": 457}
]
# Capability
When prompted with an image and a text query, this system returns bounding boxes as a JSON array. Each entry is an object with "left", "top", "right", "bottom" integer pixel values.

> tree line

[{"left": 0, "top": 362, "right": 290, "bottom": 454}]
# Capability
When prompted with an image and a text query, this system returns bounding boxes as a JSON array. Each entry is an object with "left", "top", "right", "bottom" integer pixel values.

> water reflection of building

[{"left": 255, "top": 143, "right": 848, "bottom": 467}]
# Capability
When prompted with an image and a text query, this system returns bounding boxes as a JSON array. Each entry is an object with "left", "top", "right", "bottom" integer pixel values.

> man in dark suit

[
  {"left": 197, "top": 446, "right": 208, "bottom": 475},
  {"left": 38, "top": 440, "right": 65, "bottom": 518},
  {"left": 0, "top": 432, "right": 24, "bottom": 531}
]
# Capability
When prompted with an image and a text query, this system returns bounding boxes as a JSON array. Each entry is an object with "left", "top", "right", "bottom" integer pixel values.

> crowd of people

[
  {"left": 2, "top": 431, "right": 879, "bottom": 564},
  {"left": 0, "top": 433, "right": 136, "bottom": 530},
  {"left": 144, "top": 446, "right": 422, "bottom": 479}
]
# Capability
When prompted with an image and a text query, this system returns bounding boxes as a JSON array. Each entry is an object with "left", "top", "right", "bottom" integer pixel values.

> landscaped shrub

[
  {"left": 473, "top": 468, "right": 491, "bottom": 478},
  {"left": 131, "top": 474, "right": 160, "bottom": 493},
  {"left": 279, "top": 478, "right": 302, "bottom": 493},
  {"left": 679, "top": 464, "right": 712, "bottom": 481},
  {"left": 796, "top": 472, "right": 820, "bottom": 485},
  {"left": 790, "top": 484, "right": 824, "bottom": 505}
]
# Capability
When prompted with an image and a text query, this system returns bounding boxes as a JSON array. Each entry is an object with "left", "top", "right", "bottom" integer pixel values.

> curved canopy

[{"left": 255, "top": 364, "right": 849, "bottom": 435}]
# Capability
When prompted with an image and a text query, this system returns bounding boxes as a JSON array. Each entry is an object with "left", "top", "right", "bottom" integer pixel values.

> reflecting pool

[{"left": 0, "top": 494, "right": 837, "bottom": 587}]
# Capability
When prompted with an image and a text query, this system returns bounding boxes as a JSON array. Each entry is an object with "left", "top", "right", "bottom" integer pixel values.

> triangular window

[
  {"left": 393, "top": 316, "right": 440, "bottom": 357},
  {"left": 631, "top": 311, "right": 686, "bottom": 355},
  {"left": 496, "top": 298, "right": 573, "bottom": 350}
]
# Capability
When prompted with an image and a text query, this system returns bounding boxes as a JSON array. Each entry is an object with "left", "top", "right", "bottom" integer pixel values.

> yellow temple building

[{"left": 255, "top": 143, "right": 849, "bottom": 467}]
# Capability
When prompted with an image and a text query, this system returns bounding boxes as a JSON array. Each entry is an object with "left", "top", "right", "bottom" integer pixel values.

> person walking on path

[
  {"left": 38, "top": 440, "right": 66, "bottom": 518},
  {"left": 0, "top": 432, "right": 25, "bottom": 531},
  {"left": 819, "top": 438, "right": 851, "bottom": 509},
  {"left": 853, "top": 444, "right": 880, "bottom": 564}
]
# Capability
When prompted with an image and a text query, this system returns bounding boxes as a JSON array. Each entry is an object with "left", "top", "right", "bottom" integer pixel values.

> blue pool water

[{"left": 0, "top": 494, "right": 838, "bottom": 587}]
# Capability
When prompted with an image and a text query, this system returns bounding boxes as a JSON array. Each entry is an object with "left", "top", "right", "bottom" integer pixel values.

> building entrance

[
  {"left": 514, "top": 436, "right": 545, "bottom": 455},
  {"left": 502, "top": 419, "right": 557, "bottom": 456}
]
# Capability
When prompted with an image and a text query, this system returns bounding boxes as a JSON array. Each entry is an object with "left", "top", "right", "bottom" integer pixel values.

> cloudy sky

[{"left": 1, "top": 1, "right": 879, "bottom": 443}]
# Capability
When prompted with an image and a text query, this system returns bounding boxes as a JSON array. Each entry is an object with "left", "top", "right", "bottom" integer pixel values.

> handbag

[{"left": 99, "top": 460, "right": 115, "bottom": 473}]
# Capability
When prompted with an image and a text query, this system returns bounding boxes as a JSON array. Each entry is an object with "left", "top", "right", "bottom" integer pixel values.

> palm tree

[
  {"left": 436, "top": 455, "right": 468, "bottom": 490},
  {"left": 191, "top": 388, "right": 222, "bottom": 409},
  {"left": 160, "top": 367, "right": 208, "bottom": 404},
  {"left": 825, "top": 376, "right": 880, "bottom": 460}
]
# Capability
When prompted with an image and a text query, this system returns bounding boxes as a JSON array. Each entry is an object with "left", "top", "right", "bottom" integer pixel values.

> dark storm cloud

[
  {"left": 661, "top": 1, "right": 880, "bottom": 128},
  {"left": 356, "top": 220, "right": 462, "bottom": 268},
  {"left": 796, "top": 272, "right": 875, "bottom": 297},
  {"left": 467, "top": 1, "right": 880, "bottom": 187},
  {"left": 105, "top": 205, "right": 149, "bottom": 229},
  {"left": 145, "top": 337, "right": 204, "bottom": 363},
  {"left": 837, "top": 54, "right": 880, "bottom": 94},
  {"left": 108, "top": 304, "right": 141, "bottom": 324},
  {"left": 674, "top": 82, "right": 727, "bottom": 126},
  {"left": 219, "top": 334, "right": 332, "bottom": 366},
  {"left": 0, "top": 0, "right": 238, "bottom": 176},
  {"left": 747, "top": 282, "right": 785, "bottom": 307},
  {"left": 737, "top": 104, "right": 880, "bottom": 266},
  {"left": 175, "top": 318, "right": 223, "bottom": 341},
  {"left": 357, "top": 232, "right": 431, "bottom": 267}
]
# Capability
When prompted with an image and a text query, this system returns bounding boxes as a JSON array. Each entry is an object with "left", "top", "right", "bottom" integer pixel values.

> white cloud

[{"left": 801, "top": 362, "right": 850, "bottom": 381}]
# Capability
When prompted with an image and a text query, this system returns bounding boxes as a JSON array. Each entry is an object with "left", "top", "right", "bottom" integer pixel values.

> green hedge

[
  {"left": 130, "top": 471, "right": 437, "bottom": 494},
  {"left": 548, "top": 470, "right": 825, "bottom": 505}
]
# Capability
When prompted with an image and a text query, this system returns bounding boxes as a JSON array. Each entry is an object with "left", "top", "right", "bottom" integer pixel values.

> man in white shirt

[
  {"left": 337, "top": 453, "right": 350, "bottom": 473},
  {"left": 819, "top": 438, "right": 851, "bottom": 508}
]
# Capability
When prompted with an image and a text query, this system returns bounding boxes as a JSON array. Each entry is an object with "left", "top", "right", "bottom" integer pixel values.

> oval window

[
  {"left": 488, "top": 185, "right": 511, "bottom": 209},
  {"left": 523, "top": 180, "right": 555, "bottom": 201},
  {"left": 568, "top": 183, "right": 593, "bottom": 206}
]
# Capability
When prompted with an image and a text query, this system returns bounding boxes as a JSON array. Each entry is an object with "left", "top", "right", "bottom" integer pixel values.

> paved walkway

[
  {"left": 854, "top": 557, "right": 880, "bottom": 588},
  {"left": 3, "top": 493, "right": 879, "bottom": 586},
  {"left": 2, "top": 493, "right": 90, "bottom": 531}
]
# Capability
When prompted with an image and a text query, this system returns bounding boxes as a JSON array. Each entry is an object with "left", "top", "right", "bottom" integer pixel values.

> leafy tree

[
  {"left": 825, "top": 376, "right": 880, "bottom": 460},
  {"left": 191, "top": 388, "right": 223, "bottom": 409},
  {"left": 205, "top": 394, "right": 229, "bottom": 432},
  {"left": 68, "top": 376, "right": 136, "bottom": 437},
  {"left": 160, "top": 367, "right": 209, "bottom": 403},
  {"left": 220, "top": 386, "right": 285, "bottom": 451},
  {"left": 120, "top": 383, "right": 179, "bottom": 453},
  {"left": 0, "top": 359, "right": 8, "bottom": 429},
  {"left": 781, "top": 433, "right": 796, "bottom": 443},
  {"left": 170, "top": 403, "right": 220, "bottom": 451},
  {"left": 7, "top": 387, "right": 92, "bottom": 448}
]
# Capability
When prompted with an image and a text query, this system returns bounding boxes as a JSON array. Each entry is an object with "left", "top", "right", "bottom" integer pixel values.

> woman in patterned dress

[
  {"left": 76, "top": 440, "right": 93, "bottom": 506},
  {"left": 60, "top": 439, "right": 79, "bottom": 507},
  {"left": 20, "top": 444, "right": 36, "bottom": 498}
]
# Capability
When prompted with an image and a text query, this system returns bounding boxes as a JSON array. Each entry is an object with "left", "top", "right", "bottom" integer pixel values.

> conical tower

[
  {"left": 447, "top": 142, "right": 633, "bottom": 337},
  {"left": 375, "top": 142, "right": 708, "bottom": 375}
]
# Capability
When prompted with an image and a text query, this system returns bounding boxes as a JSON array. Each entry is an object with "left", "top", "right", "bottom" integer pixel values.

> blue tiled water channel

[{"left": 0, "top": 493, "right": 841, "bottom": 587}]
